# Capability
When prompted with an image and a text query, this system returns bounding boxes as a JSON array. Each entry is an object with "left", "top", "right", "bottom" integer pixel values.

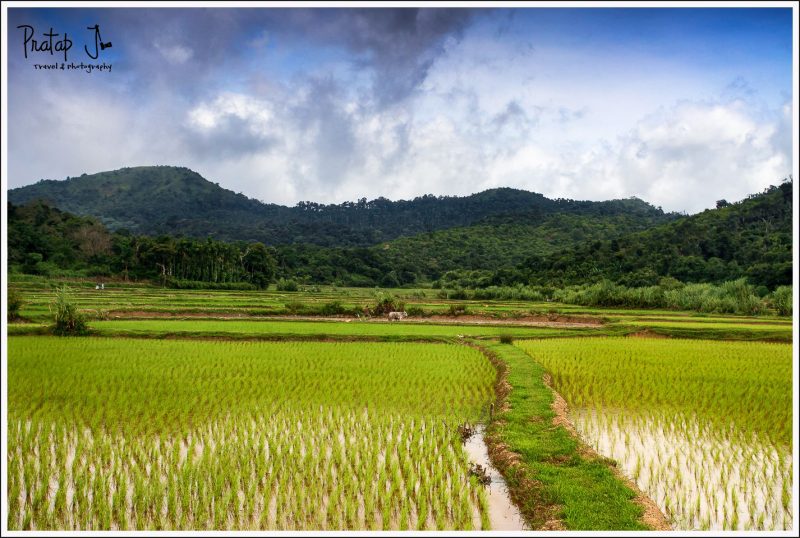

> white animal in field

[{"left": 387, "top": 311, "right": 408, "bottom": 321}]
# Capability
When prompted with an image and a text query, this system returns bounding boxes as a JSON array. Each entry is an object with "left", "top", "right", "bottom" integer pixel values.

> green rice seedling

[
  {"left": 416, "top": 492, "right": 429, "bottom": 530},
  {"left": 398, "top": 501, "right": 410, "bottom": 530},
  {"left": 380, "top": 488, "right": 393, "bottom": 530},
  {"left": 8, "top": 338, "right": 493, "bottom": 530},
  {"left": 518, "top": 337, "right": 792, "bottom": 531},
  {"left": 475, "top": 480, "right": 491, "bottom": 530}
]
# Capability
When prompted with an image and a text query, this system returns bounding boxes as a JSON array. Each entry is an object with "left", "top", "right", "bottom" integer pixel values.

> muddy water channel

[{"left": 462, "top": 424, "right": 528, "bottom": 530}]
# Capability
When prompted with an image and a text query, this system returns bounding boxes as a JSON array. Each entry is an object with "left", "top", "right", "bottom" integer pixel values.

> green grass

[
  {"left": 8, "top": 337, "right": 495, "bottom": 433},
  {"left": 619, "top": 319, "right": 792, "bottom": 330},
  {"left": 16, "top": 275, "right": 789, "bottom": 325},
  {"left": 7, "top": 337, "right": 494, "bottom": 530},
  {"left": 85, "top": 319, "right": 602, "bottom": 340},
  {"left": 517, "top": 337, "right": 792, "bottom": 444},
  {"left": 616, "top": 315, "right": 792, "bottom": 325},
  {"left": 480, "top": 342, "right": 648, "bottom": 530},
  {"left": 611, "top": 320, "right": 792, "bottom": 342}
]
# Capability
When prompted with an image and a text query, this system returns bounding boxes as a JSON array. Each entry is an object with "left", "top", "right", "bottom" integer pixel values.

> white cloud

[
  {"left": 154, "top": 41, "right": 194, "bottom": 64},
  {"left": 187, "top": 93, "right": 275, "bottom": 135},
  {"left": 607, "top": 99, "right": 791, "bottom": 212},
  {"left": 7, "top": 12, "right": 792, "bottom": 216}
]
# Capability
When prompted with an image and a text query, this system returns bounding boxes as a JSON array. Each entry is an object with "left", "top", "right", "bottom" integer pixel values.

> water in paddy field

[
  {"left": 462, "top": 424, "right": 527, "bottom": 530},
  {"left": 571, "top": 409, "right": 793, "bottom": 531}
]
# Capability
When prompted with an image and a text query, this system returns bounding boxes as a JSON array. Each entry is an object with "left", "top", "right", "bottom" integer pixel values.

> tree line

[{"left": 7, "top": 178, "right": 793, "bottom": 292}]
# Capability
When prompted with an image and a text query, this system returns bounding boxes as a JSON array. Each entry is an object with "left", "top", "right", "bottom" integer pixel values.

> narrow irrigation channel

[{"left": 462, "top": 424, "right": 528, "bottom": 530}]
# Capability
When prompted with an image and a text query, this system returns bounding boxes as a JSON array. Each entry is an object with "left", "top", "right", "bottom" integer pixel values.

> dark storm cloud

[
  {"left": 333, "top": 8, "right": 475, "bottom": 104},
  {"left": 9, "top": 8, "right": 476, "bottom": 104},
  {"left": 268, "top": 8, "right": 477, "bottom": 105}
]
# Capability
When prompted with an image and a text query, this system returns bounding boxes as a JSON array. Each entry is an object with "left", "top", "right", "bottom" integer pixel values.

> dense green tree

[
  {"left": 242, "top": 243, "right": 277, "bottom": 289},
  {"left": 6, "top": 178, "right": 792, "bottom": 291}
]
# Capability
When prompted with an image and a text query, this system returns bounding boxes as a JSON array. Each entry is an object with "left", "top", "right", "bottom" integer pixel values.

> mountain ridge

[
  {"left": 8, "top": 165, "right": 675, "bottom": 247},
  {"left": 7, "top": 178, "right": 792, "bottom": 290}
]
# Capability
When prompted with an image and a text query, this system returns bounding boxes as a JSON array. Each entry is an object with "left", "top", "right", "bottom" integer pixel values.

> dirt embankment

[
  {"left": 542, "top": 374, "right": 671, "bottom": 531},
  {"left": 421, "top": 314, "right": 602, "bottom": 327},
  {"left": 106, "top": 311, "right": 604, "bottom": 328}
]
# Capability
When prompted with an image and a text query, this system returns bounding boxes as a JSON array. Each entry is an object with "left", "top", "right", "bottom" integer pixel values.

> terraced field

[{"left": 5, "top": 277, "right": 795, "bottom": 531}]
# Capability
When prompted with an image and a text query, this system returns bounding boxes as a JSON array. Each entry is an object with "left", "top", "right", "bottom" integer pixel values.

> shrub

[
  {"left": 770, "top": 286, "right": 793, "bottom": 316},
  {"left": 447, "top": 304, "right": 468, "bottom": 316},
  {"left": 446, "top": 288, "right": 469, "bottom": 300},
  {"left": 320, "top": 301, "right": 348, "bottom": 316},
  {"left": 499, "top": 334, "right": 514, "bottom": 345},
  {"left": 8, "top": 288, "right": 24, "bottom": 321},
  {"left": 284, "top": 301, "right": 304, "bottom": 315},
  {"left": 406, "top": 306, "right": 426, "bottom": 317},
  {"left": 50, "top": 286, "right": 88, "bottom": 336},
  {"left": 166, "top": 279, "right": 256, "bottom": 290},
  {"left": 93, "top": 309, "right": 111, "bottom": 321},
  {"left": 371, "top": 292, "right": 404, "bottom": 316},
  {"left": 276, "top": 278, "right": 299, "bottom": 292}
]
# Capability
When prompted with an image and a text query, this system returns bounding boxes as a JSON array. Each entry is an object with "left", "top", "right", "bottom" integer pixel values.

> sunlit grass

[
  {"left": 7, "top": 337, "right": 494, "bottom": 530},
  {"left": 517, "top": 337, "right": 792, "bottom": 530}
]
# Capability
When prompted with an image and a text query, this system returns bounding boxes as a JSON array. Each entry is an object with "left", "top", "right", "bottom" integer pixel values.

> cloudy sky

[{"left": 5, "top": 6, "right": 794, "bottom": 213}]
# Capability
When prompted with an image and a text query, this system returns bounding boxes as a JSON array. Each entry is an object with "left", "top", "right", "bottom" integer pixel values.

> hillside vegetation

[
  {"left": 515, "top": 180, "right": 793, "bottom": 289},
  {"left": 6, "top": 168, "right": 793, "bottom": 295},
  {"left": 9, "top": 166, "right": 673, "bottom": 247}
]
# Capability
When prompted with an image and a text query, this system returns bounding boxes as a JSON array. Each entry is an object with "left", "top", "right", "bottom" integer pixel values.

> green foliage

[
  {"left": 276, "top": 278, "right": 299, "bottom": 292},
  {"left": 8, "top": 202, "right": 278, "bottom": 288},
  {"left": 8, "top": 201, "right": 112, "bottom": 275},
  {"left": 8, "top": 288, "right": 24, "bottom": 321},
  {"left": 241, "top": 243, "right": 277, "bottom": 288},
  {"left": 447, "top": 304, "right": 469, "bottom": 316},
  {"left": 770, "top": 286, "right": 793, "bottom": 316},
  {"left": 319, "top": 301, "right": 349, "bottom": 316},
  {"left": 446, "top": 288, "right": 469, "bottom": 300},
  {"left": 405, "top": 305, "right": 427, "bottom": 317},
  {"left": 49, "top": 286, "right": 88, "bottom": 336},
  {"left": 472, "top": 285, "right": 544, "bottom": 301},
  {"left": 7, "top": 178, "right": 792, "bottom": 292},
  {"left": 371, "top": 291, "right": 405, "bottom": 316},
  {"left": 499, "top": 334, "right": 514, "bottom": 344},
  {"left": 520, "top": 180, "right": 793, "bottom": 289},
  {"left": 8, "top": 166, "right": 670, "bottom": 248},
  {"left": 549, "top": 278, "right": 768, "bottom": 315},
  {"left": 284, "top": 301, "right": 304, "bottom": 315},
  {"left": 166, "top": 279, "right": 256, "bottom": 290}
]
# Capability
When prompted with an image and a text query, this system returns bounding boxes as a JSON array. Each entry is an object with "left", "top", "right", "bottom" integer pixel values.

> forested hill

[
  {"left": 513, "top": 179, "right": 794, "bottom": 289},
  {"left": 6, "top": 179, "right": 793, "bottom": 290},
  {"left": 8, "top": 165, "right": 674, "bottom": 247}
]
